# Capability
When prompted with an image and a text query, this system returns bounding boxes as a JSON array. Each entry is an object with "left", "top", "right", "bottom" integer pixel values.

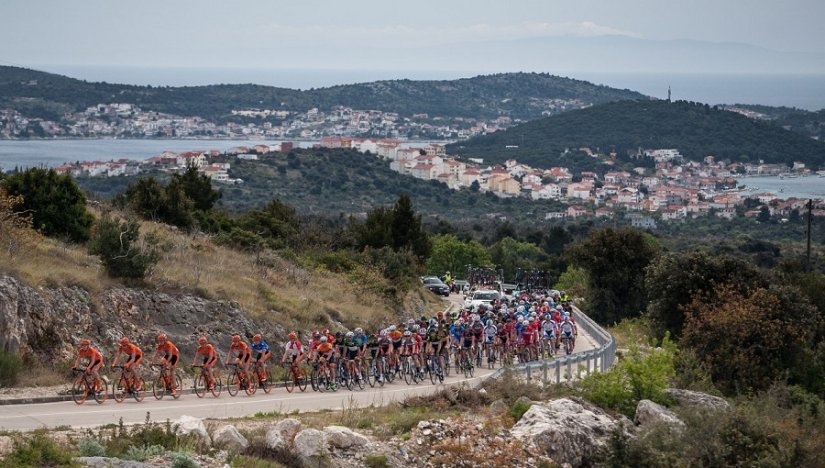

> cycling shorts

[
  {"left": 345, "top": 349, "right": 359, "bottom": 360},
  {"left": 165, "top": 355, "right": 178, "bottom": 366}
]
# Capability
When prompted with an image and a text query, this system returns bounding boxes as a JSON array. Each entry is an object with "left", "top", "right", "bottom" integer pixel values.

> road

[{"left": 0, "top": 294, "right": 599, "bottom": 431}]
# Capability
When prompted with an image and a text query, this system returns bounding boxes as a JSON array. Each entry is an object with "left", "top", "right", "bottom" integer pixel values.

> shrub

[
  {"left": 77, "top": 437, "right": 106, "bottom": 457},
  {"left": 365, "top": 453, "right": 390, "bottom": 468},
  {"left": 124, "top": 444, "right": 165, "bottom": 461},
  {"left": 171, "top": 452, "right": 200, "bottom": 468},
  {"left": 1, "top": 430, "right": 74, "bottom": 468},
  {"left": 508, "top": 400, "right": 532, "bottom": 421},
  {"left": 0, "top": 349, "right": 23, "bottom": 386},
  {"left": 88, "top": 214, "right": 158, "bottom": 279},
  {"left": 579, "top": 335, "right": 676, "bottom": 417}
]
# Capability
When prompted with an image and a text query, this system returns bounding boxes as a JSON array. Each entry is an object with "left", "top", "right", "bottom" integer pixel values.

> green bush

[
  {"left": 124, "top": 444, "right": 165, "bottom": 462},
  {"left": 88, "top": 215, "right": 158, "bottom": 279},
  {"left": 0, "top": 350, "right": 23, "bottom": 386},
  {"left": 508, "top": 400, "right": 533, "bottom": 421},
  {"left": 580, "top": 335, "right": 676, "bottom": 417},
  {"left": 0, "top": 430, "right": 75, "bottom": 468},
  {"left": 365, "top": 453, "right": 390, "bottom": 468},
  {"left": 77, "top": 437, "right": 106, "bottom": 457},
  {"left": 171, "top": 452, "right": 200, "bottom": 468}
]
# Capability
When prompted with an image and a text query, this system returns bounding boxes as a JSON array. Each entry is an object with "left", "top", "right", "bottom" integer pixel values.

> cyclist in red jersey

[
  {"left": 151, "top": 334, "right": 180, "bottom": 395},
  {"left": 225, "top": 335, "right": 252, "bottom": 380},
  {"left": 111, "top": 337, "right": 144, "bottom": 389},
  {"left": 192, "top": 336, "right": 219, "bottom": 390}
]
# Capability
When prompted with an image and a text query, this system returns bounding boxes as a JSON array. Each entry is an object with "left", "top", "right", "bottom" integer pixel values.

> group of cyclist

[{"left": 73, "top": 287, "right": 576, "bottom": 396}]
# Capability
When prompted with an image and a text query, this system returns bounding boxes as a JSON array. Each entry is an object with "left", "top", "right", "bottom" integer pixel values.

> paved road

[{"left": 0, "top": 294, "right": 599, "bottom": 431}]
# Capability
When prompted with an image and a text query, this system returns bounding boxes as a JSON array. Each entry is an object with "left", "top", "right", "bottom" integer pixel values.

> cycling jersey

[
  {"left": 251, "top": 340, "right": 271, "bottom": 354},
  {"left": 316, "top": 342, "right": 334, "bottom": 356},
  {"left": 483, "top": 325, "right": 497, "bottom": 343},
  {"left": 561, "top": 320, "right": 575, "bottom": 334},
  {"left": 79, "top": 346, "right": 104, "bottom": 366},
  {"left": 284, "top": 340, "right": 303, "bottom": 356},
  {"left": 230, "top": 341, "right": 251, "bottom": 363},
  {"left": 119, "top": 342, "right": 142, "bottom": 359}
]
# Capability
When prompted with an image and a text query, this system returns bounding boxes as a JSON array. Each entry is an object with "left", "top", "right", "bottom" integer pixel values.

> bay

[{"left": 739, "top": 175, "right": 825, "bottom": 200}]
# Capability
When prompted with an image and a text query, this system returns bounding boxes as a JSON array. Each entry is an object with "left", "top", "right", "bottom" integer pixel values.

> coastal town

[
  {"left": 0, "top": 98, "right": 586, "bottom": 141},
  {"left": 52, "top": 135, "right": 825, "bottom": 228}
]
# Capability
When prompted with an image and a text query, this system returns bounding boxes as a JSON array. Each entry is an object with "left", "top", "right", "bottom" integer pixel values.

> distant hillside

[
  {"left": 0, "top": 66, "right": 646, "bottom": 122},
  {"left": 448, "top": 100, "right": 825, "bottom": 171},
  {"left": 76, "top": 149, "right": 565, "bottom": 222},
  {"left": 731, "top": 104, "right": 825, "bottom": 141}
]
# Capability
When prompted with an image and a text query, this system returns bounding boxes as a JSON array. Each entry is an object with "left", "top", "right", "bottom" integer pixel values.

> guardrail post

[
  {"left": 566, "top": 359, "right": 572, "bottom": 381},
  {"left": 555, "top": 360, "right": 560, "bottom": 384},
  {"left": 542, "top": 361, "right": 548, "bottom": 383}
]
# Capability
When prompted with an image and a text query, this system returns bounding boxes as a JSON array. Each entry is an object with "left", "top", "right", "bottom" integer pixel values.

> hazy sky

[{"left": 1, "top": 0, "right": 823, "bottom": 74}]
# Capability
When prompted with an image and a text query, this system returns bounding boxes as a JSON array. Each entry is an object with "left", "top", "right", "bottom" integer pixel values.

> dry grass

[{"left": 0, "top": 212, "right": 448, "bottom": 335}]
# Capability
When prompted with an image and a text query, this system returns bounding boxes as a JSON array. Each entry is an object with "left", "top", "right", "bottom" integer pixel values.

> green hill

[
  {"left": 447, "top": 100, "right": 825, "bottom": 171},
  {"left": 0, "top": 66, "right": 646, "bottom": 122}
]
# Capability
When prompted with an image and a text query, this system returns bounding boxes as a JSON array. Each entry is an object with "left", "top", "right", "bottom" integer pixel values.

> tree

[
  {"left": 426, "top": 234, "right": 492, "bottom": 277},
  {"left": 681, "top": 285, "right": 821, "bottom": 394},
  {"left": 390, "top": 194, "right": 431, "bottom": 261},
  {"left": 88, "top": 214, "right": 158, "bottom": 279},
  {"left": 566, "top": 228, "right": 660, "bottom": 324},
  {"left": 0, "top": 188, "right": 35, "bottom": 259},
  {"left": 645, "top": 251, "right": 768, "bottom": 338},
  {"left": 172, "top": 164, "right": 221, "bottom": 211},
  {"left": 757, "top": 206, "right": 771, "bottom": 223},
  {"left": 237, "top": 198, "right": 300, "bottom": 249},
  {"left": 1, "top": 168, "right": 93, "bottom": 242},
  {"left": 117, "top": 176, "right": 167, "bottom": 221},
  {"left": 488, "top": 236, "right": 548, "bottom": 280}
]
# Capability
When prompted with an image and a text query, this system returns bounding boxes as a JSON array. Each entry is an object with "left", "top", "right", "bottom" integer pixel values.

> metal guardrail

[{"left": 487, "top": 306, "right": 617, "bottom": 384}]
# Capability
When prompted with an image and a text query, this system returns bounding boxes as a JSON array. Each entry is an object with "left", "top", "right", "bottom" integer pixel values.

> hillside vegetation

[
  {"left": 0, "top": 66, "right": 646, "bottom": 122},
  {"left": 448, "top": 100, "right": 825, "bottom": 170}
]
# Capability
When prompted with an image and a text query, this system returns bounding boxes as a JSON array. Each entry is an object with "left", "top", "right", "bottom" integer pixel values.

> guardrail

[{"left": 488, "top": 306, "right": 617, "bottom": 384}]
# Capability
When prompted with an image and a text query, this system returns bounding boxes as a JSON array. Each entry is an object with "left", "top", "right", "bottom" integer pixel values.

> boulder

[
  {"left": 490, "top": 399, "right": 508, "bottom": 414},
  {"left": 173, "top": 415, "right": 210, "bottom": 446},
  {"left": 293, "top": 428, "right": 329, "bottom": 464},
  {"left": 265, "top": 418, "right": 302, "bottom": 450},
  {"left": 323, "top": 426, "right": 369, "bottom": 449},
  {"left": 212, "top": 425, "right": 249, "bottom": 453},
  {"left": 75, "top": 457, "right": 149, "bottom": 468},
  {"left": 665, "top": 388, "right": 730, "bottom": 412},
  {"left": 510, "top": 398, "right": 618, "bottom": 467},
  {"left": 0, "top": 435, "right": 12, "bottom": 459},
  {"left": 635, "top": 400, "right": 685, "bottom": 430}
]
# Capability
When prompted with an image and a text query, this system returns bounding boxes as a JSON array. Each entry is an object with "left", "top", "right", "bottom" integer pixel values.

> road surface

[{"left": 0, "top": 294, "right": 599, "bottom": 431}]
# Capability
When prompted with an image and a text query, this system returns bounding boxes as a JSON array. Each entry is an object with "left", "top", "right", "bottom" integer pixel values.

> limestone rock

[
  {"left": 75, "top": 457, "right": 149, "bottom": 468},
  {"left": 323, "top": 425, "right": 369, "bottom": 449},
  {"left": 294, "top": 428, "right": 329, "bottom": 464},
  {"left": 211, "top": 425, "right": 249, "bottom": 453},
  {"left": 265, "top": 418, "right": 302, "bottom": 450},
  {"left": 174, "top": 415, "right": 210, "bottom": 446},
  {"left": 490, "top": 399, "right": 508, "bottom": 414},
  {"left": 665, "top": 388, "right": 730, "bottom": 412},
  {"left": 510, "top": 398, "right": 618, "bottom": 467},
  {"left": 635, "top": 400, "right": 685, "bottom": 430}
]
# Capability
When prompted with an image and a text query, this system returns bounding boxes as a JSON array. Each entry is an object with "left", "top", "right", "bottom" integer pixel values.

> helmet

[
  {"left": 486, "top": 319, "right": 492, "bottom": 326},
  {"left": 80, "top": 339, "right": 91, "bottom": 346},
  {"left": 288, "top": 332, "right": 297, "bottom": 340},
  {"left": 354, "top": 328, "right": 363, "bottom": 335},
  {"left": 120, "top": 337, "right": 130, "bottom": 345},
  {"left": 231, "top": 335, "right": 241, "bottom": 343},
  {"left": 522, "top": 320, "right": 529, "bottom": 326},
  {"left": 380, "top": 330, "right": 388, "bottom": 337},
  {"left": 156, "top": 334, "right": 167, "bottom": 343},
  {"left": 404, "top": 330, "right": 412, "bottom": 337},
  {"left": 407, "top": 319, "right": 415, "bottom": 326},
  {"left": 411, "top": 325, "right": 420, "bottom": 333},
  {"left": 197, "top": 336, "right": 208, "bottom": 344},
  {"left": 429, "top": 318, "right": 437, "bottom": 326},
  {"left": 320, "top": 336, "right": 328, "bottom": 343},
  {"left": 322, "top": 328, "right": 330, "bottom": 335},
  {"left": 556, "top": 305, "right": 563, "bottom": 310},
  {"left": 335, "top": 331, "right": 343, "bottom": 338},
  {"left": 345, "top": 331, "right": 354, "bottom": 338},
  {"left": 312, "top": 330, "right": 320, "bottom": 338},
  {"left": 389, "top": 325, "right": 397, "bottom": 332},
  {"left": 253, "top": 334, "right": 262, "bottom": 343},
  {"left": 419, "top": 315, "right": 427, "bottom": 323}
]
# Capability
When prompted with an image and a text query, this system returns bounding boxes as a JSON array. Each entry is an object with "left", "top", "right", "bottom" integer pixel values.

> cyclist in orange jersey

[
  {"left": 151, "top": 334, "right": 180, "bottom": 395},
  {"left": 73, "top": 339, "right": 104, "bottom": 393},
  {"left": 111, "top": 337, "right": 144, "bottom": 389},
  {"left": 192, "top": 336, "right": 219, "bottom": 390},
  {"left": 225, "top": 334, "right": 252, "bottom": 380}
]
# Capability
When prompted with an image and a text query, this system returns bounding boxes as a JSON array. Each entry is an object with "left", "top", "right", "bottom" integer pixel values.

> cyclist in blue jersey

[{"left": 251, "top": 334, "right": 271, "bottom": 382}]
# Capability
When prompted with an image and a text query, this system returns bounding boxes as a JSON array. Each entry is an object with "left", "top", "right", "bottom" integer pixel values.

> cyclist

[
  {"left": 281, "top": 331, "right": 304, "bottom": 377},
  {"left": 225, "top": 335, "right": 252, "bottom": 383},
  {"left": 251, "top": 334, "right": 272, "bottom": 382},
  {"left": 483, "top": 319, "right": 498, "bottom": 360},
  {"left": 399, "top": 330, "right": 418, "bottom": 373},
  {"left": 341, "top": 331, "right": 363, "bottom": 380},
  {"left": 151, "top": 334, "right": 180, "bottom": 396},
  {"left": 111, "top": 337, "right": 143, "bottom": 390},
  {"left": 388, "top": 325, "right": 403, "bottom": 371},
  {"left": 315, "top": 336, "right": 336, "bottom": 387},
  {"left": 73, "top": 339, "right": 104, "bottom": 394},
  {"left": 192, "top": 336, "right": 219, "bottom": 391},
  {"left": 560, "top": 314, "right": 577, "bottom": 350}
]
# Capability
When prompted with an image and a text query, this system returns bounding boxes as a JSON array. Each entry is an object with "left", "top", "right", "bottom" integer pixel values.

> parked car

[{"left": 421, "top": 276, "right": 450, "bottom": 296}]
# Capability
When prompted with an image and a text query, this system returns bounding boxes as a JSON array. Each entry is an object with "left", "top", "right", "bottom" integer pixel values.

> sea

[{"left": 738, "top": 175, "right": 825, "bottom": 200}]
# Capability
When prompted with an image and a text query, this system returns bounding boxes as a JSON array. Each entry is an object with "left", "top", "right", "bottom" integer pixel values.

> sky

[{"left": 1, "top": 0, "right": 824, "bottom": 82}]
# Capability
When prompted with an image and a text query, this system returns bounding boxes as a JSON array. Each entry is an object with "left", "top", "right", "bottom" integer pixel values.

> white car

[{"left": 464, "top": 289, "right": 501, "bottom": 309}]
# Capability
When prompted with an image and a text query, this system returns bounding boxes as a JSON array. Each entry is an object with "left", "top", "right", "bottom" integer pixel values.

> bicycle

[
  {"left": 282, "top": 361, "right": 308, "bottom": 393},
  {"left": 71, "top": 368, "right": 107, "bottom": 405},
  {"left": 426, "top": 353, "right": 444, "bottom": 384},
  {"left": 311, "top": 358, "right": 337, "bottom": 392},
  {"left": 111, "top": 365, "right": 144, "bottom": 403},
  {"left": 458, "top": 348, "right": 475, "bottom": 378},
  {"left": 343, "top": 356, "right": 364, "bottom": 391},
  {"left": 251, "top": 359, "right": 272, "bottom": 394},
  {"left": 226, "top": 363, "right": 256, "bottom": 396},
  {"left": 484, "top": 341, "right": 497, "bottom": 369},
  {"left": 150, "top": 364, "right": 182, "bottom": 400},
  {"left": 192, "top": 365, "right": 222, "bottom": 398}
]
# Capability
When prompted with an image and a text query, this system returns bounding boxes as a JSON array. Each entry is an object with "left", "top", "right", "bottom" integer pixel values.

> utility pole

[{"left": 806, "top": 199, "right": 813, "bottom": 272}]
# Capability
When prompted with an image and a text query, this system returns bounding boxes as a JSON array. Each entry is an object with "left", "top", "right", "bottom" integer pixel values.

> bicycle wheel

[
  {"left": 172, "top": 373, "right": 183, "bottom": 399},
  {"left": 402, "top": 358, "right": 412, "bottom": 385},
  {"left": 353, "top": 364, "right": 364, "bottom": 390},
  {"left": 71, "top": 376, "right": 88, "bottom": 405},
  {"left": 297, "top": 366, "right": 308, "bottom": 392},
  {"left": 246, "top": 373, "right": 258, "bottom": 396},
  {"left": 113, "top": 376, "right": 126, "bottom": 403},
  {"left": 93, "top": 379, "right": 108, "bottom": 404},
  {"left": 132, "top": 377, "right": 145, "bottom": 402},
  {"left": 341, "top": 365, "right": 352, "bottom": 391},
  {"left": 311, "top": 367, "right": 322, "bottom": 392},
  {"left": 285, "top": 367, "right": 295, "bottom": 393},
  {"left": 211, "top": 371, "right": 222, "bottom": 397},
  {"left": 440, "top": 355, "right": 450, "bottom": 377},
  {"left": 152, "top": 375, "right": 166, "bottom": 400},
  {"left": 194, "top": 374, "right": 206, "bottom": 398},
  {"left": 227, "top": 372, "right": 240, "bottom": 396},
  {"left": 259, "top": 366, "right": 271, "bottom": 394},
  {"left": 375, "top": 361, "right": 385, "bottom": 387},
  {"left": 428, "top": 359, "right": 437, "bottom": 385},
  {"left": 362, "top": 359, "right": 374, "bottom": 388}
]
